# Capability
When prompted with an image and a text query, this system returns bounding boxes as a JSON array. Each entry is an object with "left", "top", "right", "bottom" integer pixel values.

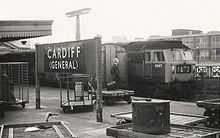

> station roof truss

[
  {"left": 0, "top": 20, "right": 53, "bottom": 42},
  {"left": 0, "top": 41, "right": 34, "bottom": 55}
]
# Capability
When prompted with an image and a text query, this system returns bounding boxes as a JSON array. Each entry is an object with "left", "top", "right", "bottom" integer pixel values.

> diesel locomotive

[{"left": 103, "top": 40, "right": 196, "bottom": 99}]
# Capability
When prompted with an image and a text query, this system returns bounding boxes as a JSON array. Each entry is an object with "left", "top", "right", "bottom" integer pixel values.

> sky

[{"left": 1, "top": 0, "right": 220, "bottom": 43}]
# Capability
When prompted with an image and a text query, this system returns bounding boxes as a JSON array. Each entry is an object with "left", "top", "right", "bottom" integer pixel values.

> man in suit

[{"left": 109, "top": 58, "right": 120, "bottom": 90}]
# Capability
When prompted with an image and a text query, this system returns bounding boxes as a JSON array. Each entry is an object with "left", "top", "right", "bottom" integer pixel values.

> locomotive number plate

[
  {"left": 154, "top": 64, "right": 163, "bottom": 68},
  {"left": 176, "top": 65, "right": 191, "bottom": 73}
]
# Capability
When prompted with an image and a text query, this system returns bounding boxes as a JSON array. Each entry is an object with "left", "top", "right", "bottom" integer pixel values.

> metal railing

[{"left": 194, "top": 64, "right": 220, "bottom": 78}]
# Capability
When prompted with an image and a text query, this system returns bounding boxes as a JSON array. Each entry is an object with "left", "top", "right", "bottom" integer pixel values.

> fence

[
  {"left": 194, "top": 64, "right": 220, "bottom": 97},
  {"left": 194, "top": 64, "right": 220, "bottom": 78},
  {"left": 0, "top": 62, "right": 29, "bottom": 107}
]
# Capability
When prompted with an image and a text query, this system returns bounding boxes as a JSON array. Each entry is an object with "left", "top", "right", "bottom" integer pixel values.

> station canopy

[
  {"left": 0, "top": 20, "right": 53, "bottom": 55},
  {"left": 0, "top": 20, "right": 53, "bottom": 42}
]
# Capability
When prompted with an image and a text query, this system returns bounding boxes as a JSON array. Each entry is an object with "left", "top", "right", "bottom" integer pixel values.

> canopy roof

[
  {"left": 0, "top": 20, "right": 53, "bottom": 42},
  {"left": 0, "top": 41, "right": 34, "bottom": 55}
]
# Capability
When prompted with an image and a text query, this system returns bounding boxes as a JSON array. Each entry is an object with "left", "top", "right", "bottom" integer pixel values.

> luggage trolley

[
  {"left": 197, "top": 99, "right": 220, "bottom": 128},
  {"left": 0, "top": 62, "right": 29, "bottom": 108},
  {"left": 58, "top": 73, "right": 94, "bottom": 113}
]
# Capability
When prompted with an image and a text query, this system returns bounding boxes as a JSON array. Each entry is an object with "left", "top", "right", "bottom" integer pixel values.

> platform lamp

[{"left": 66, "top": 8, "right": 91, "bottom": 41}]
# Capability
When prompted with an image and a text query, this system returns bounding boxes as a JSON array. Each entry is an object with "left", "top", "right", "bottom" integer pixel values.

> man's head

[{"left": 113, "top": 58, "right": 119, "bottom": 65}]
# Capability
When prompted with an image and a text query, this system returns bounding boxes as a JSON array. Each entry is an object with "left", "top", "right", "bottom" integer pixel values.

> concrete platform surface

[{"left": 0, "top": 86, "right": 206, "bottom": 138}]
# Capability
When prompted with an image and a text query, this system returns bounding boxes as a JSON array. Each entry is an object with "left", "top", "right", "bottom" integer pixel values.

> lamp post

[
  {"left": 66, "top": 8, "right": 91, "bottom": 41},
  {"left": 196, "top": 46, "right": 200, "bottom": 64}
]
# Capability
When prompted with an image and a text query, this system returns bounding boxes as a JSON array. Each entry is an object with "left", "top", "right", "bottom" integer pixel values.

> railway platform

[{"left": 0, "top": 86, "right": 211, "bottom": 138}]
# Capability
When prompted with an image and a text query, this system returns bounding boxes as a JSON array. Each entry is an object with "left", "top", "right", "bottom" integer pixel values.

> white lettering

[
  {"left": 69, "top": 61, "right": 73, "bottom": 69},
  {"left": 62, "top": 48, "right": 67, "bottom": 58},
  {"left": 65, "top": 61, "right": 68, "bottom": 69},
  {"left": 57, "top": 48, "right": 61, "bottom": 59},
  {"left": 52, "top": 49, "right": 57, "bottom": 58},
  {"left": 77, "top": 46, "right": 80, "bottom": 58},
  {"left": 47, "top": 46, "right": 81, "bottom": 59},
  {"left": 71, "top": 47, "right": 75, "bottom": 58},
  {"left": 48, "top": 48, "right": 52, "bottom": 59},
  {"left": 62, "top": 61, "right": 65, "bottom": 69}
]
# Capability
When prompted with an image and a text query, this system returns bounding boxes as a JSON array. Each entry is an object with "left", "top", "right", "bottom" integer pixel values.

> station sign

[{"left": 37, "top": 38, "right": 99, "bottom": 74}]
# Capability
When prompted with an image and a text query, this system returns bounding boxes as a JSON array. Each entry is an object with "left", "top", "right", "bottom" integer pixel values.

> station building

[{"left": 149, "top": 29, "right": 220, "bottom": 64}]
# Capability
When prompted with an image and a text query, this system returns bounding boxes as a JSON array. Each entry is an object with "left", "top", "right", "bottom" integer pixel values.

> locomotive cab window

[
  {"left": 145, "top": 52, "right": 151, "bottom": 62},
  {"left": 173, "top": 51, "right": 182, "bottom": 61},
  {"left": 153, "top": 51, "right": 165, "bottom": 62},
  {"left": 181, "top": 51, "right": 193, "bottom": 61}
]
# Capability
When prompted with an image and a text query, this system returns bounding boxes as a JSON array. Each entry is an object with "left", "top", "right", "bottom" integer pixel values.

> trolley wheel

[
  {"left": 104, "top": 97, "right": 114, "bottom": 105},
  {"left": 204, "top": 109, "right": 220, "bottom": 128},
  {"left": 63, "top": 107, "right": 70, "bottom": 113},
  {"left": 124, "top": 96, "right": 131, "bottom": 104},
  {"left": 127, "top": 100, "right": 131, "bottom": 104},
  {"left": 116, "top": 119, "right": 131, "bottom": 125},
  {"left": 21, "top": 103, "right": 25, "bottom": 109},
  {"left": 0, "top": 111, "right": 4, "bottom": 118}
]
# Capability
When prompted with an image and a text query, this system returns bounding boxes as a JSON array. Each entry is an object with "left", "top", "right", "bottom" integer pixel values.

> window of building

[
  {"left": 216, "top": 48, "right": 220, "bottom": 55},
  {"left": 199, "top": 36, "right": 208, "bottom": 49},
  {"left": 216, "top": 36, "right": 220, "bottom": 42},
  {"left": 211, "top": 36, "right": 220, "bottom": 48}
]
